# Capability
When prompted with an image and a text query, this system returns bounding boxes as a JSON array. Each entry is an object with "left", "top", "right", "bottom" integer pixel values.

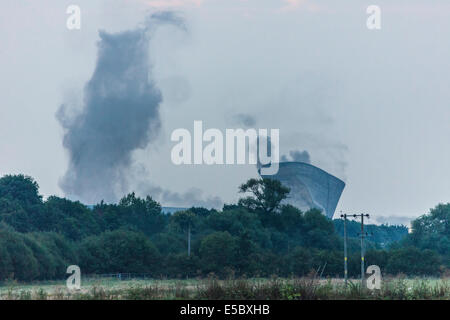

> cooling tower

[{"left": 260, "top": 162, "right": 345, "bottom": 219}]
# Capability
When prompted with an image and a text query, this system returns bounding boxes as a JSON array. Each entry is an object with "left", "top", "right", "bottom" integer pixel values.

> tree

[
  {"left": 386, "top": 247, "right": 441, "bottom": 276},
  {"left": 0, "top": 224, "right": 39, "bottom": 281},
  {"left": 2, "top": 172, "right": 449, "bottom": 280},
  {"left": 116, "top": 192, "right": 166, "bottom": 236},
  {"left": 235, "top": 230, "right": 261, "bottom": 276},
  {"left": 172, "top": 210, "right": 196, "bottom": 256},
  {"left": 78, "top": 230, "right": 160, "bottom": 274},
  {"left": 411, "top": 203, "right": 450, "bottom": 237},
  {"left": 238, "top": 178, "right": 290, "bottom": 214},
  {"left": 199, "top": 231, "right": 237, "bottom": 276},
  {"left": 404, "top": 203, "right": 450, "bottom": 266},
  {"left": 44, "top": 196, "right": 101, "bottom": 240},
  {"left": 0, "top": 175, "right": 44, "bottom": 233},
  {"left": 288, "top": 247, "right": 313, "bottom": 276},
  {"left": 0, "top": 175, "right": 42, "bottom": 206}
]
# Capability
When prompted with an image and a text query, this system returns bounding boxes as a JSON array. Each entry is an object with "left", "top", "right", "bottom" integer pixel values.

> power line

[
  {"left": 340, "top": 213, "right": 349, "bottom": 286},
  {"left": 354, "top": 214, "right": 370, "bottom": 286},
  {"left": 341, "top": 213, "right": 370, "bottom": 286}
]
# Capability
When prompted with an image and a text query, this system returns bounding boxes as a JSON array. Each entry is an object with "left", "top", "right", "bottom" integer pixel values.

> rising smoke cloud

[
  {"left": 57, "top": 12, "right": 185, "bottom": 204},
  {"left": 138, "top": 183, "right": 223, "bottom": 209},
  {"left": 230, "top": 113, "right": 257, "bottom": 128},
  {"left": 281, "top": 149, "right": 311, "bottom": 164}
]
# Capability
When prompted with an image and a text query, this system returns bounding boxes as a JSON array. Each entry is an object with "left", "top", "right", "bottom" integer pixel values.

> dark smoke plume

[{"left": 57, "top": 12, "right": 185, "bottom": 203}]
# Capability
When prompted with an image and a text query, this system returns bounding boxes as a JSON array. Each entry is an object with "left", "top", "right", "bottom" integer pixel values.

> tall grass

[{"left": 1, "top": 276, "right": 448, "bottom": 300}]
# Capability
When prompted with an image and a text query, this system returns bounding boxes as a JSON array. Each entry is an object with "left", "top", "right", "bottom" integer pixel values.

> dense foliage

[{"left": 0, "top": 174, "right": 447, "bottom": 281}]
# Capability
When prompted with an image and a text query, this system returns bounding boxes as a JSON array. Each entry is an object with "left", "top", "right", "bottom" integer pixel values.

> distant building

[{"left": 260, "top": 162, "right": 345, "bottom": 219}]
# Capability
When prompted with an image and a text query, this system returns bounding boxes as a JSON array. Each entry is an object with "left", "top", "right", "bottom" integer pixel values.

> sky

[{"left": 1, "top": 0, "right": 450, "bottom": 224}]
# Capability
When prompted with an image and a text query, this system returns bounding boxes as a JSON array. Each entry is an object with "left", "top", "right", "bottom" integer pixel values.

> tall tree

[{"left": 238, "top": 178, "right": 290, "bottom": 214}]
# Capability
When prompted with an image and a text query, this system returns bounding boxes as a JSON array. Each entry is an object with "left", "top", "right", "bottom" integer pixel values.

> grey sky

[{"left": 1, "top": 0, "right": 450, "bottom": 222}]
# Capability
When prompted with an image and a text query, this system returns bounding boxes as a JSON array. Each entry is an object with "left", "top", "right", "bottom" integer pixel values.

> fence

[{"left": 84, "top": 273, "right": 155, "bottom": 281}]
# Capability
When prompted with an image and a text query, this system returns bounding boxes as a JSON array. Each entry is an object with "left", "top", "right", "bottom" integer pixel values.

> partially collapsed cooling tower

[{"left": 260, "top": 162, "right": 345, "bottom": 219}]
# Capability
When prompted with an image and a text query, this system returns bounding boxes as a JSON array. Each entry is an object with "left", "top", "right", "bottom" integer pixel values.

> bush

[
  {"left": 0, "top": 225, "right": 38, "bottom": 281},
  {"left": 386, "top": 247, "right": 441, "bottom": 276},
  {"left": 78, "top": 229, "right": 160, "bottom": 274},
  {"left": 199, "top": 231, "right": 237, "bottom": 276}
]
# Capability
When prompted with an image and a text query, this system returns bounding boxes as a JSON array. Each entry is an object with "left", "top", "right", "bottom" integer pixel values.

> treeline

[
  {"left": 333, "top": 220, "right": 408, "bottom": 247},
  {"left": 0, "top": 174, "right": 448, "bottom": 281}
]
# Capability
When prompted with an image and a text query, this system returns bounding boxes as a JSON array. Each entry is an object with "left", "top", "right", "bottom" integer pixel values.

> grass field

[{"left": 1, "top": 276, "right": 449, "bottom": 300}]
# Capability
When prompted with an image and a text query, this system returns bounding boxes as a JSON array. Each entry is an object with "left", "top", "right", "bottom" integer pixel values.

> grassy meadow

[{"left": 1, "top": 276, "right": 449, "bottom": 300}]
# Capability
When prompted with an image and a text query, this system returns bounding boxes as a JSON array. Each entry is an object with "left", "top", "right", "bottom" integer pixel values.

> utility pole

[
  {"left": 340, "top": 213, "right": 348, "bottom": 286},
  {"left": 352, "top": 213, "right": 369, "bottom": 286}
]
